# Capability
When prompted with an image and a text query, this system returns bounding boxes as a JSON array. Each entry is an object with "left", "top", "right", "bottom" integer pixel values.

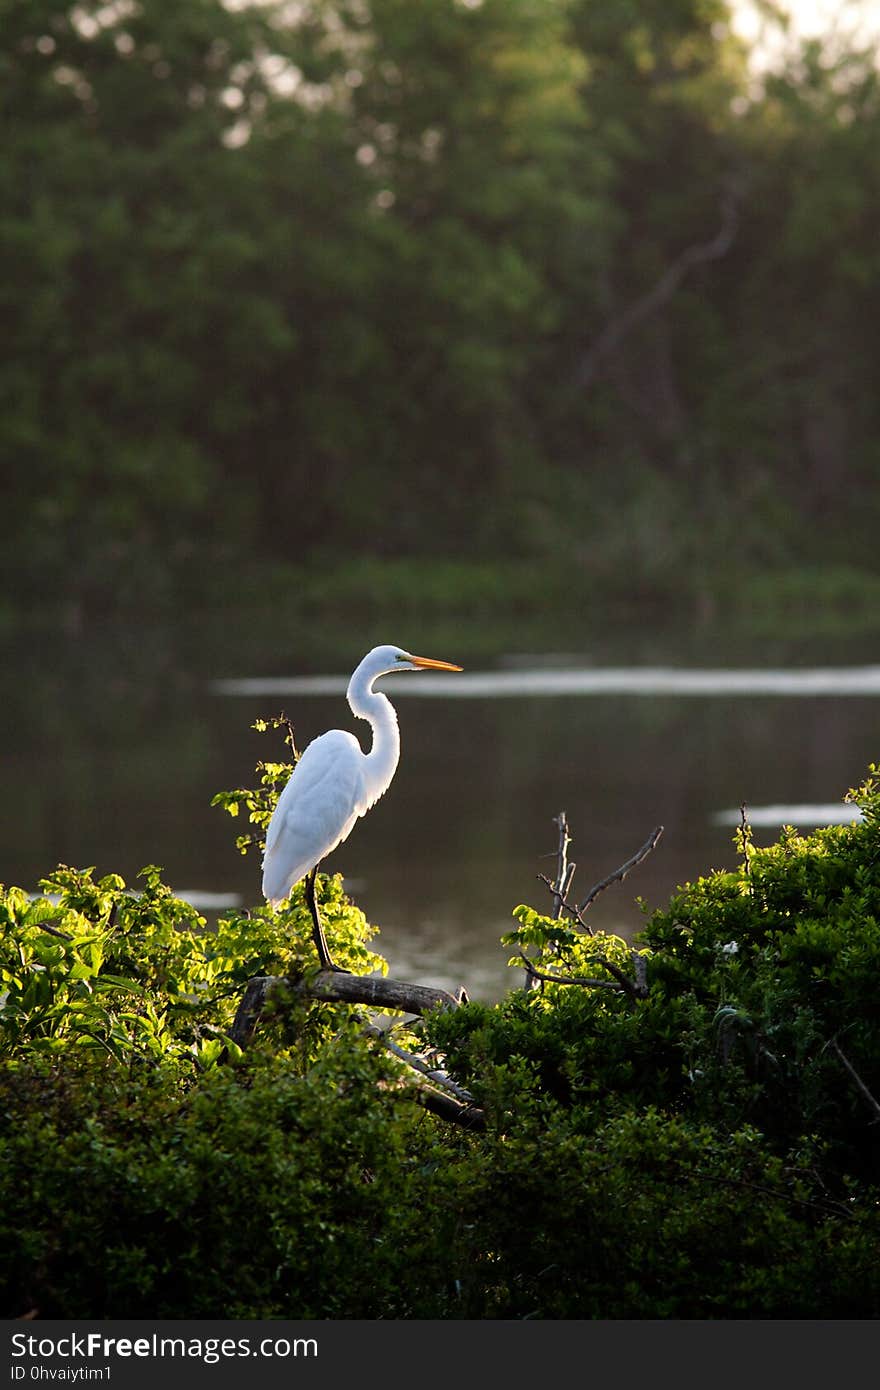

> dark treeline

[{"left": 4, "top": 0, "right": 880, "bottom": 622}]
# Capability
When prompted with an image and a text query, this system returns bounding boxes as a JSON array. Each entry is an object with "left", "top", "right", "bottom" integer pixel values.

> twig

[
  {"left": 35, "top": 922, "right": 72, "bottom": 941},
  {"left": 368, "top": 1031, "right": 484, "bottom": 1130},
  {"left": 517, "top": 951, "right": 623, "bottom": 991},
  {"left": 530, "top": 892, "right": 646, "bottom": 1000},
  {"left": 524, "top": 812, "right": 577, "bottom": 991},
  {"left": 540, "top": 873, "right": 596, "bottom": 938},
  {"left": 365, "top": 1024, "right": 478, "bottom": 1106},
  {"left": 827, "top": 1037, "right": 880, "bottom": 1124},
  {"left": 577, "top": 826, "right": 664, "bottom": 912},
  {"left": 688, "top": 1168, "right": 856, "bottom": 1223},
  {"left": 552, "top": 812, "right": 574, "bottom": 920},
  {"left": 633, "top": 953, "right": 648, "bottom": 995},
  {"left": 280, "top": 713, "right": 299, "bottom": 763},
  {"left": 530, "top": 824, "right": 663, "bottom": 999},
  {"left": 738, "top": 803, "right": 752, "bottom": 876}
]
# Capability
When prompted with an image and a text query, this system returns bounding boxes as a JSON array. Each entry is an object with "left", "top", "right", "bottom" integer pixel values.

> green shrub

[
  {"left": 0, "top": 860, "right": 384, "bottom": 1072},
  {"left": 0, "top": 1046, "right": 438, "bottom": 1318},
  {"left": 2, "top": 760, "right": 879, "bottom": 1317}
]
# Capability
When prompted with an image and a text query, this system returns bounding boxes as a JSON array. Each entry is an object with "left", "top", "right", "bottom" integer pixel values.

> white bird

[{"left": 261, "top": 644, "right": 462, "bottom": 970}]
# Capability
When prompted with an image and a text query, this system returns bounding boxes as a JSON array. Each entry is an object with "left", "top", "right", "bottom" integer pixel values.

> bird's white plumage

[
  {"left": 260, "top": 644, "right": 462, "bottom": 916},
  {"left": 262, "top": 730, "right": 367, "bottom": 906}
]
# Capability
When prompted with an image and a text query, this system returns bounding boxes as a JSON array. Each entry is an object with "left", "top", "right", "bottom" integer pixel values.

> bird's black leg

[{"left": 305, "top": 865, "right": 349, "bottom": 973}]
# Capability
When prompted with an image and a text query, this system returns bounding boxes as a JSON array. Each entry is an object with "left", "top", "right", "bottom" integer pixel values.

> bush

[{"left": 2, "top": 762, "right": 879, "bottom": 1317}]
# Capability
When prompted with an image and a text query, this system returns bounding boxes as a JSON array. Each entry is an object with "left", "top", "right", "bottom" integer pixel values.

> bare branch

[
  {"left": 527, "top": 893, "right": 646, "bottom": 1000},
  {"left": 410, "top": 1083, "right": 486, "bottom": 1131},
  {"left": 578, "top": 826, "right": 664, "bottom": 912},
  {"left": 633, "top": 952, "right": 648, "bottom": 995},
  {"left": 827, "top": 1038, "right": 880, "bottom": 1124},
  {"left": 228, "top": 974, "right": 482, "bottom": 1130},
  {"left": 229, "top": 971, "right": 465, "bottom": 1049},
  {"left": 280, "top": 713, "right": 299, "bottom": 763},
  {"left": 551, "top": 812, "right": 573, "bottom": 920},
  {"left": 524, "top": 812, "right": 578, "bottom": 991},
  {"left": 517, "top": 950, "right": 623, "bottom": 991},
  {"left": 738, "top": 802, "right": 752, "bottom": 877},
  {"left": 575, "top": 187, "right": 742, "bottom": 390},
  {"left": 365, "top": 1024, "right": 478, "bottom": 1106},
  {"left": 34, "top": 922, "right": 72, "bottom": 941},
  {"left": 689, "top": 1168, "right": 856, "bottom": 1223},
  {"left": 227, "top": 975, "right": 272, "bottom": 1048}
]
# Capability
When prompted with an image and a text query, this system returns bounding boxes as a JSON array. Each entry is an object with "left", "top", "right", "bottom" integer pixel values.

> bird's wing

[{"left": 262, "top": 730, "right": 366, "bottom": 905}]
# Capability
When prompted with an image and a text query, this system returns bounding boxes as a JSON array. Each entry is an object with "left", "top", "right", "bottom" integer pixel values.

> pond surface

[{"left": 4, "top": 620, "right": 879, "bottom": 1000}]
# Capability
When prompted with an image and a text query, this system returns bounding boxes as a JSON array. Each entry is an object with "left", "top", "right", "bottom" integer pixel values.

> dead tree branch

[
  {"left": 525, "top": 812, "right": 577, "bottom": 991},
  {"left": 530, "top": 822, "right": 663, "bottom": 999},
  {"left": 517, "top": 950, "right": 621, "bottom": 991},
  {"left": 577, "top": 826, "right": 664, "bottom": 912},
  {"left": 365, "top": 1023, "right": 478, "bottom": 1106},
  {"left": 365, "top": 1025, "right": 485, "bottom": 1129},
  {"left": 409, "top": 1082, "right": 486, "bottom": 1130},
  {"left": 228, "top": 972, "right": 482, "bottom": 1130},
  {"left": 229, "top": 971, "right": 465, "bottom": 1049},
  {"left": 282, "top": 714, "right": 299, "bottom": 763},
  {"left": 552, "top": 811, "right": 576, "bottom": 919},
  {"left": 228, "top": 814, "right": 662, "bottom": 1120},
  {"left": 528, "top": 900, "right": 647, "bottom": 999}
]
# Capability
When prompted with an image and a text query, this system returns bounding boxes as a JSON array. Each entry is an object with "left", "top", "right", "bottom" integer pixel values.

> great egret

[{"left": 262, "top": 644, "right": 463, "bottom": 969}]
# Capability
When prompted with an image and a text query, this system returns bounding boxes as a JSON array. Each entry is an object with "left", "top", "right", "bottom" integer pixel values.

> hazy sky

[{"left": 734, "top": 0, "right": 880, "bottom": 46}]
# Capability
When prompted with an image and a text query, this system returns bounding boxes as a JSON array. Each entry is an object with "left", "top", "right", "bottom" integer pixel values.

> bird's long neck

[{"left": 347, "top": 669, "right": 400, "bottom": 807}]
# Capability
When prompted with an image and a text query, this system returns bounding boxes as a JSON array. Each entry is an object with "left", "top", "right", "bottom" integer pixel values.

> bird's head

[{"left": 362, "top": 645, "right": 463, "bottom": 678}]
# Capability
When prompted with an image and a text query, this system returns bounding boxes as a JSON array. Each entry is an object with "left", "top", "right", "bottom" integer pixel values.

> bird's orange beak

[{"left": 408, "top": 655, "right": 463, "bottom": 672}]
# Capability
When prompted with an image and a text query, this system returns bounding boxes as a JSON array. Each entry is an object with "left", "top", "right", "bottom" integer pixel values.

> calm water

[{"left": 4, "top": 621, "right": 879, "bottom": 1000}]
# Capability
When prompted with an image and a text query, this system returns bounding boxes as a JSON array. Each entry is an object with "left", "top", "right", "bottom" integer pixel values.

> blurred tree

[
  {"left": 257, "top": 0, "right": 602, "bottom": 559},
  {"left": 556, "top": 2, "right": 880, "bottom": 587},
  {"left": 728, "top": 34, "right": 880, "bottom": 556},
  {"left": 1, "top": 0, "right": 878, "bottom": 619},
  {"left": 1, "top": 0, "right": 310, "bottom": 607}
]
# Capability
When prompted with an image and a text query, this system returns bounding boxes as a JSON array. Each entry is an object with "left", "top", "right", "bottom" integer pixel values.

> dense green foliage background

[
  {"left": 2, "top": 761, "right": 879, "bottom": 1317},
  {"left": 4, "top": 0, "right": 880, "bottom": 626}
]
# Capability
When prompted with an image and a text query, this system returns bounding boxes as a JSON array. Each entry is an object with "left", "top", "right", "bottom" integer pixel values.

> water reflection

[
  {"left": 712, "top": 804, "right": 864, "bottom": 826},
  {"left": 214, "top": 664, "right": 880, "bottom": 698}
]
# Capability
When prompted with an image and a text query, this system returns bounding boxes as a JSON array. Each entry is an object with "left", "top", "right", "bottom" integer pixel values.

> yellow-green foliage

[{"left": 0, "top": 862, "right": 384, "bottom": 1071}]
